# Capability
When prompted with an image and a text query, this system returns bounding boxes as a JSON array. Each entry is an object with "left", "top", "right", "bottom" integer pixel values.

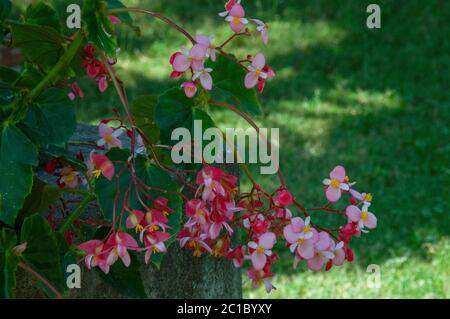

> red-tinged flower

[
  {"left": 140, "top": 226, "right": 171, "bottom": 264},
  {"left": 105, "top": 232, "right": 139, "bottom": 268},
  {"left": 346, "top": 205, "right": 377, "bottom": 232},
  {"left": 68, "top": 82, "right": 84, "bottom": 100},
  {"left": 257, "top": 66, "right": 275, "bottom": 93},
  {"left": 58, "top": 166, "right": 80, "bottom": 188},
  {"left": 178, "top": 228, "right": 212, "bottom": 257},
  {"left": 88, "top": 151, "right": 115, "bottom": 181},
  {"left": 195, "top": 34, "right": 216, "bottom": 62},
  {"left": 196, "top": 166, "right": 226, "bottom": 201},
  {"left": 247, "top": 265, "right": 276, "bottom": 293},
  {"left": 227, "top": 245, "right": 246, "bottom": 268},
  {"left": 219, "top": 0, "right": 241, "bottom": 17},
  {"left": 84, "top": 44, "right": 96, "bottom": 56},
  {"left": 181, "top": 81, "right": 198, "bottom": 98},
  {"left": 245, "top": 53, "right": 268, "bottom": 89},
  {"left": 224, "top": 4, "right": 248, "bottom": 33},
  {"left": 126, "top": 209, "right": 146, "bottom": 233},
  {"left": 44, "top": 159, "right": 59, "bottom": 174},
  {"left": 211, "top": 237, "right": 230, "bottom": 257},
  {"left": 108, "top": 15, "right": 121, "bottom": 25},
  {"left": 78, "top": 240, "right": 110, "bottom": 274},
  {"left": 185, "top": 199, "right": 210, "bottom": 227},
  {"left": 97, "top": 122, "right": 124, "bottom": 149},
  {"left": 272, "top": 187, "right": 293, "bottom": 207},
  {"left": 98, "top": 76, "right": 109, "bottom": 92}
]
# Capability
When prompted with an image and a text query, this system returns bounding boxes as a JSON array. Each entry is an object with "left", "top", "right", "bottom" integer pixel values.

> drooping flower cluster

[
  {"left": 80, "top": 44, "right": 113, "bottom": 93},
  {"left": 177, "top": 166, "right": 241, "bottom": 256},
  {"left": 168, "top": 0, "right": 275, "bottom": 98}
]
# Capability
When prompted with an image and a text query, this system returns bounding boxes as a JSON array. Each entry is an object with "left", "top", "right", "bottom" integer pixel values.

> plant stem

[
  {"left": 18, "top": 261, "right": 64, "bottom": 299},
  {"left": 58, "top": 193, "right": 95, "bottom": 234},
  {"left": 26, "top": 32, "right": 83, "bottom": 102},
  {"left": 108, "top": 8, "right": 195, "bottom": 44}
]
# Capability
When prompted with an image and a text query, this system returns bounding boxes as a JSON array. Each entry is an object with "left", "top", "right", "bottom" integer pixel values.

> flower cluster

[
  {"left": 178, "top": 166, "right": 241, "bottom": 256},
  {"left": 80, "top": 44, "right": 113, "bottom": 93},
  {"left": 169, "top": 0, "right": 274, "bottom": 98}
]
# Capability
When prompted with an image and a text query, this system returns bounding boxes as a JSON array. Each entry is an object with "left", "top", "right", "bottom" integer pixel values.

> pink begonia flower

[
  {"left": 181, "top": 81, "right": 198, "bottom": 98},
  {"left": 283, "top": 217, "right": 318, "bottom": 260},
  {"left": 225, "top": 4, "right": 248, "bottom": 33},
  {"left": 247, "top": 267, "right": 275, "bottom": 293},
  {"left": 349, "top": 189, "right": 373, "bottom": 207},
  {"left": 248, "top": 232, "right": 276, "bottom": 270},
  {"left": 185, "top": 199, "right": 209, "bottom": 227},
  {"left": 219, "top": 0, "right": 241, "bottom": 17},
  {"left": 68, "top": 82, "right": 84, "bottom": 100},
  {"left": 196, "top": 166, "right": 226, "bottom": 201},
  {"left": 172, "top": 44, "right": 207, "bottom": 72},
  {"left": 78, "top": 240, "right": 110, "bottom": 274},
  {"left": 329, "top": 240, "right": 346, "bottom": 266},
  {"left": 97, "top": 122, "right": 124, "bottom": 149},
  {"left": 59, "top": 166, "right": 80, "bottom": 188},
  {"left": 126, "top": 209, "right": 145, "bottom": 233},
  {"left": 192, "top": 68, "right": 213, "bottom": 90},
  {"left": 251, "top": 19, "right": 269, "bottom": 45},
  {"left": 195, "top": 34, "right": 216, "bottom": 61},
  {"left": 346, "top": 205, "right": 377, "bottom": 231},
  {"left": 140, "top": 227, "right": 171, "bottom": 264},
  {"left": 322, "top": 165, "right": 350, "bottom": 202},
  {"left": 245, "top": 53, "right": 268, "bottom": 89},
  {"left": 88, "top": 151, "right": 115, "bottom": 181},
  {"left": 178, "top": 229, "right": 212, "bottom": 256},
  {"left": 307, "top": 231, "right": 335, "bottom": 271},
  {"left": 105, "top": 232, "right": 139, "bottom": 268},
  {"left": 108, "top": 15, "right": 121, "bottom": 25},
  {"left": 272, "top": 188, "right": 293, "bottom": 207},
  {"left": 257, "top": 66, "right": 275, "bottom": 93}
]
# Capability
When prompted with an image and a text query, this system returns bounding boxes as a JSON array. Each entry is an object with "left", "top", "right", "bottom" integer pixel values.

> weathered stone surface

[{"left": 16, "top": 124, "right": 242, "bottom": 299}]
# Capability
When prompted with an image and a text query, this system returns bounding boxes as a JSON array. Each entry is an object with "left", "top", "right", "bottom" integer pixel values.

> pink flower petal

[
  {"left": 326, "top": 186, "right": 341, "bottom": 202},
  {"left": 307, "top": 255, "right": 324, "bottom": 271},
  {"left": 346, "top": 205, "right": 361, "bottom": 222},
  {"left": 251, "top": 252, "right": 267, "bottom": 270},
  {"left": 99, "top": 123, "right": 113, "bottom": 138},
  {"left": 364, "top": 212, "right": 377, "bottom": 229},
  {"left": 252, "top": 53, "right": 266, "bottom": 70},
  {"left": 260, "top": 232, "right": 276, "bottom": 249},
  {"left": 315, "top": 232, "right": 331, "bottom": 250},
  {"left": 291, "top": 217, "right": 305, "bottom": 233},
  {"left": 330, "top": 165, "right": 346, "bottom": 181},
  {"left": 200, "top": 72, "right": 213, "bottom": 90},
  {"left": 172, "top": 54, "right": 190, "bottom": 72},
  {"left": 229, "top": 4, "right": 245, "bottom": 18},
  {"left": 298, "top": 241, "right": 314, "bottom": 259},
  {"left": 245, "top": 72, "right": 258, "bottom": 89},
  {"left": 283, "top": 225, "right": 299, "bottom": 244}
]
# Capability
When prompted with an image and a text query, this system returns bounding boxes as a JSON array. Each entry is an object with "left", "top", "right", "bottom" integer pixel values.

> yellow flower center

[
  {"left": 255, "top": 69, "right": 262, "bottom": 76},
  {"left": 297, "top": 238, "right": 304, "bottom": 245},
  {"left": 361, "top": 211, "right": 369, "bottom": 221},
  {"left": 65, "top": 174, "right": 75, "bottom": 183},
  {"left": 152, "top": 246, "right": 160, "bottom": 254},
  {"left": 162, "top": 210, "right": 169, "bottom": 217},
  {"left": 256, "top": 246, "right": 265, "bottom": 254},
  {"left": 232, "top": 17, "right": 241, "bottom": 24},
  {"left": 303, "top": 225, "right": 311, "bottom": 233},
  {"left": 149, "top": 225, "right": 159, "bottom": 232},
  {"left": 135, "top": 224, "right": 144, "bottom": 233},
  {"left": 365, "top": 193, "right": 373, "bottom": 202},
  {"left": 344, "top": 176, "right": 350, "bottom": 182},
  {"left": 330, "top": 179, "right": 340, "bottom": 188},
  {"left": 193, "top": 247, "right": 202, "bottom": 257},
  {"left": 105, "top": 133, "right": 113, "bottom": 143},
  {"left": 92, "top": 169, "right": 102, "bottom": 178}
]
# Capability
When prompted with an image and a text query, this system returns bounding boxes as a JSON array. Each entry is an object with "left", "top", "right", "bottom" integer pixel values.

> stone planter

[{"left": 16, "top": 124, "right": 242, "bottom": 299}]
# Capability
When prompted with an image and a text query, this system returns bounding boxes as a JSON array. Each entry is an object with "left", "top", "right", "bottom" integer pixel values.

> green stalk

[
  {"left": 58, "top": 193, "right": 95, "bottom": 234},
  {"left": 26, "top": 32, "right": 83, "bottom": 102}
]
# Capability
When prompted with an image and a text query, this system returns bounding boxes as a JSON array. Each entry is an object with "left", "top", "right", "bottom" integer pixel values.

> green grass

[{"left": 52, "top": 0, "right": 450, "bottom": 298}]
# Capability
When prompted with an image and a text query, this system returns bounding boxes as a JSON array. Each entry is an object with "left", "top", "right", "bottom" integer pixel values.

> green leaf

[
  {"left": 83, "top": 0, "right": 117, "bottom": 57},
  {"left": 130, "top": 95, "right": 160, "bottom": 144},
  {"left": 0, "top": 0, "right": 11, "bottom": 21},
  {"left": 10, "top": 22, "right": 64, "bottom": 71},
  {"left": 207, "top": 54, "right": 261, "bottom": 115},
  {"left": 155, "top": 88, "right": 217, "bottom": 145},
  {"left": 20, "top": 214, "right": 65, "bottom": 294},
  {"left": 0, "top": 228, "right": 18, "bottom": 299},
  {"left": 107, "top": 0, "right": 132, "bottom": 25},
  {"left": 21, "top": 88, "right": 76, "bottom": 146},
  {"left": 16, "top": 177, "right": 61, "bottom": 227},
  {"left": 25, "top": 1, "right": 61, "bottom": 31},
  {"left": 0, "top": 66, "right": 20, "bottom": 84},
  {"left": 0, "top": 124, "right": 38, "bottom": 225},
  {"left": 13, "top": 65, "right": 45, "bottom": 89},
  {"left": 97, "top": 252, "right": 147, "bottom": 298}
]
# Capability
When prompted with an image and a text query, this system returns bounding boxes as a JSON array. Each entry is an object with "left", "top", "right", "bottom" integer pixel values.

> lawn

[{"left": 60, "top": 0, "right": 450, "bottom": 298}]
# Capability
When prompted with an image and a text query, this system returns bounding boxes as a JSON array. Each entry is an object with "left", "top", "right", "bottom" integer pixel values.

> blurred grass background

[{"left": 17, "top": 0, "right": 450, "bottom": 298}]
